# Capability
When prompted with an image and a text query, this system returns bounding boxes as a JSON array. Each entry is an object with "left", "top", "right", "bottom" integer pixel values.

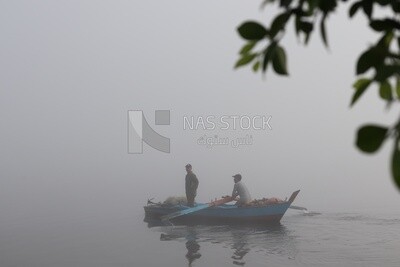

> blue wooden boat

[{"left": 144, "top": 190, "right": 300, "bottom": 225}]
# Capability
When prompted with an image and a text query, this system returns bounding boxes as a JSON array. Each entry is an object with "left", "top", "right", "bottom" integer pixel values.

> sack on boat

[{"left": 163, "top": 196, "right": 187, "bottom": 206}]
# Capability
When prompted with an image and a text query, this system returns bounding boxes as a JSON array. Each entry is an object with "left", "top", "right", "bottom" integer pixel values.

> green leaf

[
  {"left": 293, "top": 8, "right": 307, "bottom": 17},
  {"left": 319, "top": 0, "right": 337, "bottom": 14},
  {"left": 370, "top": 19, "right": 400, "bottom": 32},
  {"left": 350, "top": 78, "right": 372, "bottom": 106},
  {"left": 356, "top": 49, "right": 373, "bottom": 74},
  {"left": 377, "top": 31, "right": 394, "bottom": 48},
  {"left": 252, "top": 61, "right": 260, "bottom": 72},
  {"left": 375, "top": 65, "right": 400, "bottom": 82},
  {"left": 353, "top": 78, "right": 371, "bottom": 90},
  {"left": 298, "top": 21, "right": 313, "bottom": 44},
  {"left": 376, "top": 0, "right": 391, "bottom": 6},
  {"left": 379, "top": 80, "right": 393, "bottom": 100},
  {"left": 362, "top": 0, "right": 373, "bottom": 18},
  {"left": 356, "top": 47, "right": 384, "bottom": 75},
  {"left": 235, "top": 54, "right": 257, "bottom": 68},
  {"left": 262, "top": 41, "right": 277, "bottom": 72},
  {"left": 295, "top": 17, "right": 301, "bottom": 36},
  {"left": 320, "top": 16, "right": 328, "bottom": 47},
  {"left": 349, "top": 1, "right": 362, "bottom": 17},
  {"left": 272, "top": 45, "right": 288, "bottom": 75},
  {"left": 240, "top": 41, "right": 257, "bottom": 55},
  {"left": 370, "top": 20, "right": 388, "bottom": 32},
  {"left": 392, "top": 2, "right": 400, "bottom": 13},
  {"left": 396, "top": 78, "right": 400, "bottom": 98},
  {"left": 304, "top": 31, "right": 311, "bottom": 44},
  {"left": 270, "top": 12, "right": 291, "bottom": 38},
  {"left": 356, "top": 125, "right": 388, "bottom": 153},
  {"left": 392, "top": 138, "right": 400, "bottom": 189},
  {"left": 237, "top": 21, "right": 269, "bottom": 41},
  {"left": 279, "top": 0, "right": 293, "bottom": 8},
  {"left": 299, "top": 21, "right": 313, "bottom": 33},
  {"left": 307, "top": 0, "right": 320, "bottom": 14}
]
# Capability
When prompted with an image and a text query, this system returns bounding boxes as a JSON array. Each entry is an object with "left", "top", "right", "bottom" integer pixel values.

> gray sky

[{"left": 1, "top": 0, "right": 399, "bottom": 223}]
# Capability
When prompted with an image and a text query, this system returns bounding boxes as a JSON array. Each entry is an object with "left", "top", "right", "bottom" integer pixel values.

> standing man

[
  {"left": 185, "top": 164, "right": 199, "bottom": 207},
  {"left": 231, "top": 174, "right": 251, "bottom": 206}
]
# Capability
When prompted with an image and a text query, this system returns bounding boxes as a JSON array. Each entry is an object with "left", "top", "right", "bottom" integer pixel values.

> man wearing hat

[
  {"left": 185, "top": 164, "right": 199, "bottom": 207},
  {"left": 231, "top": 174, "right": 251, "bottom": 206}
]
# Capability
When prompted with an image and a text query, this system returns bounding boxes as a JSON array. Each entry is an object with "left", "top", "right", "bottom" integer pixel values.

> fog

[{"left": 1, "top": 0, "right": 399, "bottom": 231}]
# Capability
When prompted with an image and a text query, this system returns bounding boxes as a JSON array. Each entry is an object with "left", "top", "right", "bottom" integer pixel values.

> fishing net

[{"left": 163, "top": 196, "right": 187, "bottom": 206}]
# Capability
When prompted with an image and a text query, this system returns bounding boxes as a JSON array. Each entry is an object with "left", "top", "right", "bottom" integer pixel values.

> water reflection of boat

[
  {"left": 155, "top": 224, "right": 297, "bottom": 266},
  {"left": 144, "top": 190, "right": 300, "bottom": 226}
]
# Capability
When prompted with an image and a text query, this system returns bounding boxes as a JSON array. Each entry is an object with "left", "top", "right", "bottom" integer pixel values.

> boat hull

[
  {"left": 144, "top": 202, "right": 291, "bottom": 225},
  {"left": 144, "top": 190, "right": 300, "bottom": 226}
]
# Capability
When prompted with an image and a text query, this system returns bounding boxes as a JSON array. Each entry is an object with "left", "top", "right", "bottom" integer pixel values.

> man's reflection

[
  {"left": 185, "top": 227, "right": 201, "bottom": 266},
  {"left": 160, "top": 226, "right": 201, "bottom": 267},
  {"left": 231, "top": 229, "right": 250, "bottom": 266}
]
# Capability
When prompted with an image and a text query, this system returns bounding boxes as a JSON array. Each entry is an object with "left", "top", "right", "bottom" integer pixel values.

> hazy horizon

[{"left": 1, "top": 0, "right": 399, "bottom": 229}]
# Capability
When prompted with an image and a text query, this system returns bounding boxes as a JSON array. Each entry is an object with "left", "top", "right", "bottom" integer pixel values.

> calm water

[{"left": 1, "top": 207, "right": 400, "bottom": 267}]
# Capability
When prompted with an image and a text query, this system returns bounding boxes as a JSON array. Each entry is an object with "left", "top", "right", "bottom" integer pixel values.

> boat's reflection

[{"left": 150, "top": 221, "right": 297, "bottom": 266}]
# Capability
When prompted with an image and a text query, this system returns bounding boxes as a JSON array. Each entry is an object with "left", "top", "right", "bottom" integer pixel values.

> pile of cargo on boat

[{"left": 244, "top": 197, "right": 285, "bottom": 207}]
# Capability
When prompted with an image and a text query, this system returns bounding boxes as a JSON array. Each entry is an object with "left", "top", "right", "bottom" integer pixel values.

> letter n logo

[{"left": 128, "top": 110, "right": 170, "bottom": 153}]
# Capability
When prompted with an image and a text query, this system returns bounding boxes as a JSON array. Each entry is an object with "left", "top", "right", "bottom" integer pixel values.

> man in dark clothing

[{"left": 185, "top": 164, "right": 199, "bottom": 207}]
